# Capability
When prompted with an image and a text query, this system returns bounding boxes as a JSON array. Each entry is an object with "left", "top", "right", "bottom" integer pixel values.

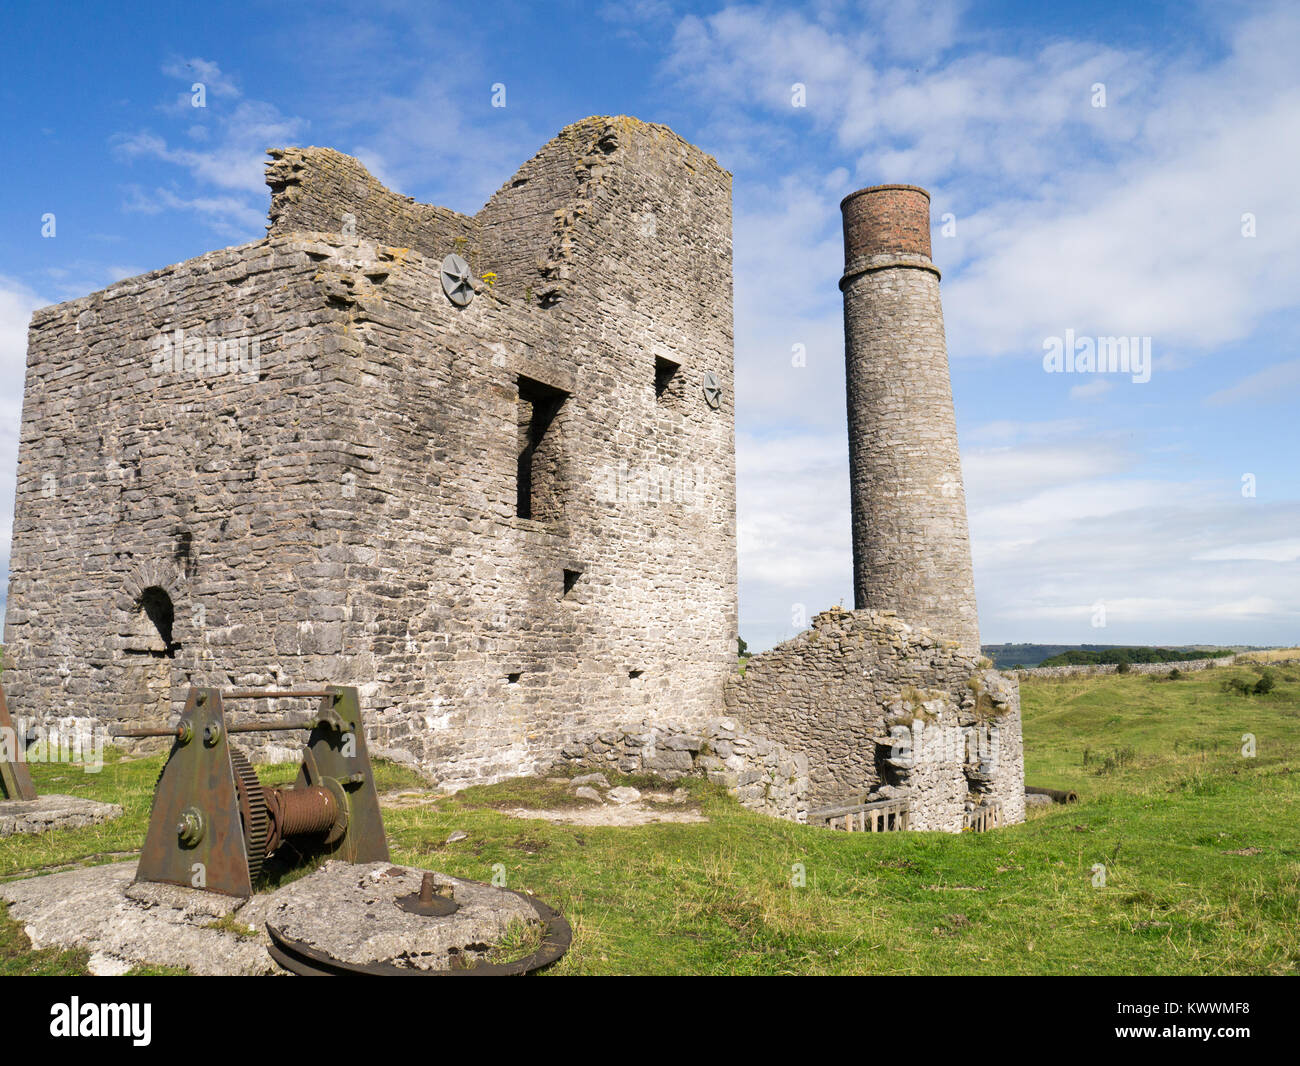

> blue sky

[{"left": 1, "top": 0, "right": 1296, "bottom": 652}]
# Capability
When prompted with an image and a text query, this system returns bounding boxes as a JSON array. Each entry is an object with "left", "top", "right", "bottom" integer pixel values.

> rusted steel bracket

[
  {"left": 0, "top": 684, "right": 38, "bottom": 802},
  {"left": 131, "top": 686, "right": 389, "bottom": 897},
  {"left": 265, "top": 888, "right": 572, "bottom": 975}
]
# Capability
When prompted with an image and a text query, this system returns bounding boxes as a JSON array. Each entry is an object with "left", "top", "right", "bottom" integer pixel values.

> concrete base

[
  {"left": 0, "top": 794, "right": 123, "bottom": 837},
  {"left": 0, "top": 860, "right": 545, "bottom": 975}
]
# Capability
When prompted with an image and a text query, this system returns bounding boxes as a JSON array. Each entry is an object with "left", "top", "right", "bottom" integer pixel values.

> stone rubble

[
  {"left": 557, "top": 716, "right": 809, "bottom": 822},
  {"left": 0, "top": 794, "right": 123, "bottom": 837}
]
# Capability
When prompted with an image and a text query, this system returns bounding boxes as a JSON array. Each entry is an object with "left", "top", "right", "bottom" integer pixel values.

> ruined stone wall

[
  {"left": 555, "top": 716, "right": 808, "bottom": 822},
  {"left": 266, "top": 147, "right": 478, "bottom": 261},
  {"left": 725, "top": 607, "right": 1025, "bottom": 831},
  {"left": 4, "top": 117, "right": 738, "bottom": 790}
]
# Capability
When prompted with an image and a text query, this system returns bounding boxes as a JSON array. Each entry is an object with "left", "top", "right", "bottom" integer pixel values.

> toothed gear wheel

[{"left": 229, "top": 746, "right": 269, "bottom": 881}]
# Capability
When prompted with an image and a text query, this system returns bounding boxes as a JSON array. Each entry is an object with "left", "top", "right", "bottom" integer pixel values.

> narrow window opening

[
  {"left": 126, "top": 585, "right": 181, "bottom": 658},
  {"left": 654, "top": 356, "right": 680, "bottom": 401},
  {"left": 506, "top": 672, "right": 522, "bottom": 685},
  {"left": 562, "top": 569, "right": 581, "bottom": 598},
  {"left": 516, "top": 376, "right": 567, "bottom": 521},
  {"left": 628, "top": 669, "right": 645, "bottom": 680}
]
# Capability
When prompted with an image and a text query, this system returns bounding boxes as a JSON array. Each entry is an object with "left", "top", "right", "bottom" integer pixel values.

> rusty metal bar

[
  {"left": 111, "top": 725, "right": 184, "bottom": 739},
  {"left": 113, "top": 718, "right": 325, "bottom": 738},
  {"left": 1025, "top": 785, "right": 1078, "bottom": 804},
  {"left": 225, "top": 719, "right": 321, "bottom": 733},
  {"left": 222, "top": 690, "right": 336, "bottom": 700}
]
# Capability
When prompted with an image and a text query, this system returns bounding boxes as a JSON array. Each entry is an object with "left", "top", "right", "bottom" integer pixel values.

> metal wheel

[{"left": 229, "top": 746, "right": 270, "bottom": 881}]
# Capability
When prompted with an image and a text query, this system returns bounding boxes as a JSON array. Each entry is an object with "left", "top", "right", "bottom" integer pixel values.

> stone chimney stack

[{"left": 839, "top": 184, "right": 980, "bottom": 654}]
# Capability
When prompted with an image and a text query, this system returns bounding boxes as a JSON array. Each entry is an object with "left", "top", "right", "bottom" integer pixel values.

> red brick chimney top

[{"left": 840, "top": 184, "right": 932, "bottom": 263}]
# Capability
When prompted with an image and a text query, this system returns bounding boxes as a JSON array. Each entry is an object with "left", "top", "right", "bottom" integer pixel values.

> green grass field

[{"left": 3, "top": 660, "right": 1298, "bottom": 975}]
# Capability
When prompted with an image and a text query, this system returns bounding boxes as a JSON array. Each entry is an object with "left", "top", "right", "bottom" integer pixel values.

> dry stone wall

[{"left": 1013, "top": 656, "right": 1234, "bottom": 679}]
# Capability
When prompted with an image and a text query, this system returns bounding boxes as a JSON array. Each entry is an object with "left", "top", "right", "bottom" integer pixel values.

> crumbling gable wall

[
  {"left": 266, "top": 146, "right": 478, "bottom": 258},
  {"left": 725, "top": 607, "right": 1025, "bottom": 830}
]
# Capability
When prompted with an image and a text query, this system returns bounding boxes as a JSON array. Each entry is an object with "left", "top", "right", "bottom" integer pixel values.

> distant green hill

[
  {"left": 1037, "top": 647, "right": 1236, "bottom": 667},
  {"left": 981, "top": 644, "right": 1117, "bottom": 669}
]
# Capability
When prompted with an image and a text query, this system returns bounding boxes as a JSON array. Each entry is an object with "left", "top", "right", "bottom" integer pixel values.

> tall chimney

[{"left": 840, "top": 184, "right": 980, "bottom": 654}]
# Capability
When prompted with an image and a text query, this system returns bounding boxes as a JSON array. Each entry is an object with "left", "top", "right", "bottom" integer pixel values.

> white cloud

[
  {"left": 114, "top": 98, "right": 307, "bottom": 199},
  {"left": 667, "top": 2, "right": 1300, "bottom": 650},
  {"left": 121, "top": 184, "right": 266, "bottom": 239},
  {"left": 735, "top": 429, "right": 853, "bottom": 648},
  {"left": 161, "top": 57, "right": 241, "bottom": 100},
  {"left": 1069, "top": 378, "right": 1114, "bottom": 401},
  {"left": 340, "top": 77, "right": 538, "bottom": 210},
  {"left": 965, "top": 428, "right": 1300, "bottom": 643},
  {"left": 962, "top": 440, "right": 1134, "bottom": 501},
  {"left": 1196, "top": 538, "right": 1300, "bottom": 563},
  {"left": 1206, "top": 358, "right": 1300, "bottom": 406},
  {"left": 963, "top": 418, "right": 1091, "bottom": 446},
  {"left": 111, "top": 61, "right": 308, "bottom": 236}
]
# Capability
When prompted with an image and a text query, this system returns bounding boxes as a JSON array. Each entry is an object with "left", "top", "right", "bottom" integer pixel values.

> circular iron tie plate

[{"left": 440, "top": 253, "right": 475, "bottom": 307}]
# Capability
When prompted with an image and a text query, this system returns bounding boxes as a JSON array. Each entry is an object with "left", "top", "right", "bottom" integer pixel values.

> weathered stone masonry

[
  {"left": 557, "top": 717, "right": 809, "bottom": 822},
  {"left": 4, "top": 117, "right": 737, "bottom": 790},
  {"left": 5, "top": 121, "right": 1023, "bottom": 831},
  {"left": 725, "top": 184, "right": 1024, "bottom": 830},
  {"left": 726, "top": 607, "right": 1024, "bottom": 831}
]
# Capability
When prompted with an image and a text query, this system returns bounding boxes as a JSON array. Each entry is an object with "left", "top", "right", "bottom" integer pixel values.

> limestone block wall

[
  {"left": 4, "top": 117, "right": 738, "bottom": 791},
  {"left": 3, "top": 237, "right": 351, "bottom": 732},
  {"left": 555, "top": 716, "right": 809, "bottom": 822},
  {"left": 725, "top": 607, "right": 1025, "bottom": 831},
  {"left": 266, "top": 147, "right": 478, "bottom": 259}
]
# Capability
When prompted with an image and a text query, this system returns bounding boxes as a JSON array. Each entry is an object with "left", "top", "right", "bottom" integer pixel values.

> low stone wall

[
  {"left": 1013, "top": 656, "right": 1235, "bottom": 679},
  {"left": 725, "top": 606, "right": 1025, "bottom": 832},
  {"left": 556, "top": 717, "right": 809, "bottom": 822}
]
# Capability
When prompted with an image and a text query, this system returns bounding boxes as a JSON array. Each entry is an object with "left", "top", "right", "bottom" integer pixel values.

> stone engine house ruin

[{"left": 4, "top": 115, "right": 1024, "bottom": 830}]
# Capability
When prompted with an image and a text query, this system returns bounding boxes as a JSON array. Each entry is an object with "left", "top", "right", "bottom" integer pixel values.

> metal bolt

[
  {"left": 418, "top": 872, "right": 455, "bottom": 903},
  {"left": 177, "top": 806, "right": 205, "bottom": 846}
]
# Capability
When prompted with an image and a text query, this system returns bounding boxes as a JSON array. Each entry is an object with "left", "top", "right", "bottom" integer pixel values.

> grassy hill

[
  {"left": 1036, "top": 646, "right": 1237, "bottom": 667},
  {"left": 982, "top": 643, "right": 1123, "bottom": 668},
  {"left": 3, "top": 659, "right": 1298, "bottom": 975}
]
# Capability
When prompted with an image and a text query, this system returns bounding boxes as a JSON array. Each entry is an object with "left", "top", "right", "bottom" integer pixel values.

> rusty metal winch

[
  {"left": 118, "top": 686, "right": 389, "bottom": 898},
  {"left": 118, "top": 684, "right": 572, "bottom": 974}
]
